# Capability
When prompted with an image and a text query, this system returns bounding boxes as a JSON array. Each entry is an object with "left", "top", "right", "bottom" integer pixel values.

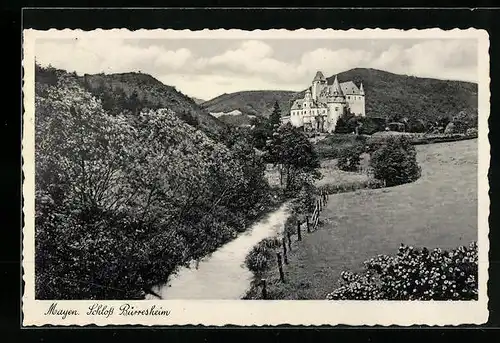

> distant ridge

[{"left": 202, "top": 68, "right": 478, "bottom": 127}]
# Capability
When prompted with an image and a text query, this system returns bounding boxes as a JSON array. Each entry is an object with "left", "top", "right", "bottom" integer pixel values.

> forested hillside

[
  {"left": 35, "top": 65, "right": 226, "bottom": 139},
  {"left": 34, "top": 65, "right": 274, "bottom": 300},
  {"left": 202, "top": 68, "right": 478, "bottom": 127}
]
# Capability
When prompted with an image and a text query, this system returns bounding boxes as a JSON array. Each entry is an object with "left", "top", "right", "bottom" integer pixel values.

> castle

[{"left": 283, "top": 71, "right": 365, "bottom": 133}]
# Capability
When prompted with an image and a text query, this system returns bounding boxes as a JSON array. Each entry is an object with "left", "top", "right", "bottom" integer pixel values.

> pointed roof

[
  {"left": 331, "top": 76, "right": 343, "bottom": 95},
  {"left": 360, "top": 82, "right": 364, "bottom": 93},
  {"left": 313, "top": 71, "right": 326, "bottom": 82}
]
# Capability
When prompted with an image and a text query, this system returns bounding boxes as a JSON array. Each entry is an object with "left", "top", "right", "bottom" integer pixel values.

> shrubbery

[
  {"left": 337, "top": 143, "right": 365, "bottom": 172},
  {"left": 35, "top": 67, "right": 274, "bottom": 299},
  {"left": 327, "top": 242, "right": 478, "bottom": 300},
  {"left": 245, "top": 237, "right": 281, "bottom": 273},
  {"left": 291, "top": 179, "right": 318, "bottom": 220},
  {"left": 315, "top": 134, "right": 367, "bottom": 160},
  {"left": 319, "top": 179, "right": 385, "bottom": 195},
  {"left": 370, "top": 136, "right": 421, "bottom": 187}
]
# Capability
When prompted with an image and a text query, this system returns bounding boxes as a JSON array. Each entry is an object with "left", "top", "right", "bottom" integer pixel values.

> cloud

[
  {"left": 370, "top": 40, "right": 478, "bottom": 82},
  {"left": 35, "top": 39, "right": 194, "bottom": 75},
  {"left": 35, "top": 38, "right": 478, "bottom": 100}
]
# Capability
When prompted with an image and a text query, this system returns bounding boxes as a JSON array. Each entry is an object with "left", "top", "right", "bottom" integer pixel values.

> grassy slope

[{"left": 248, "top": 139, "right": 477, "bottom": 299}]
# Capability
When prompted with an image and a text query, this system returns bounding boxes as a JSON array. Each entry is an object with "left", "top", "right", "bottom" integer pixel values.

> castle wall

[
  {"left": 290, "top": 110, "right": 304, "bottom": 127},
  {"left": 346, "top": 95, "right": 365, "bottom": 116},
  {"left": 326, "top": 102, "right": 345, "bottom": 132}
]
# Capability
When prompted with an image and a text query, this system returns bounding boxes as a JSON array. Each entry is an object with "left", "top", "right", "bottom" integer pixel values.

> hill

[
  {"left": 192, "top": 97, "right": 206, "bottom": 105},
  {"left": 202, "top": 90, "right": 298, "bottom": 126},
  {"left": 324, "top": 68, "right": 477, "bottom": 123},
  {"left": 34, "top": 65, "right": 226, "bottom": 139},
  {"left": 80, "top": 72, "right": 226, "bottom": 138},
  {"left": 202, "top": 68, "right": 478, "bottom": 127}
]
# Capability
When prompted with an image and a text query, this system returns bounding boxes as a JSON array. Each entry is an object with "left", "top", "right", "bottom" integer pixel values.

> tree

[
  {"left": 265, "top": 123, "right": 321, "bottom": 194},
  {"left": 126, "top": 90, "right": 141, "bottom": 115},
  {"left": 370, "top": 136, "right": 421, "bottom": 187},
  {"left": 250, "top": 116, "right": 271, "bottom": 151},
  {"left": 338, "top": 143, "right": 365, "bottom": 172},
  {"left": 34, "top": 69, "right": 275, "bottom": 300},
  {"left": 268, "top": 101, "right": 282, "bottom": 129}
]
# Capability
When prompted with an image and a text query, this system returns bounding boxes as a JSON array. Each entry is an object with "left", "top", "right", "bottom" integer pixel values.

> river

[{"left": 147, "top": 202, "right": 291, "bottom": 300}]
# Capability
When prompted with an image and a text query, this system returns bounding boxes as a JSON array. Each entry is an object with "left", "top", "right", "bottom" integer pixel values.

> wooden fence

[{"left": 260, "top": 190, "right": 329, "bottom": 298}]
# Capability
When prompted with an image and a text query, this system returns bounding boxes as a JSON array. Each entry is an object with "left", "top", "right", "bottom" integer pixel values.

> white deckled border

[{"left": 22, "top": 28, "right": 490, "bottom": 327}]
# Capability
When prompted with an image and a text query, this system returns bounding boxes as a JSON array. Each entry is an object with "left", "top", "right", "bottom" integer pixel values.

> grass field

[
  {"left": 265, "top": 155, "right": 371, "bottom": 189},
  {"left": 246, "top": 139, "right": 478, "bottom": 300}
]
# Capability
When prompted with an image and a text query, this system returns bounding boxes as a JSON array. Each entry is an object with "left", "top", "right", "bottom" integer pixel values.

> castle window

[{"left": 335, "top": 107, "right": 339, "bottom": 111}]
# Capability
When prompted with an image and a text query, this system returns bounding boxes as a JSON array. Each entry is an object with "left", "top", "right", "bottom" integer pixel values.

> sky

[{"left": 35, "top": 38, "right": 478, "bottom": 100}]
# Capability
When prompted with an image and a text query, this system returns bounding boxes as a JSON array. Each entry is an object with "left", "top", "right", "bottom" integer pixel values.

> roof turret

[
  {"left": 331, "top": 76, "right": 343, "bottom": 95},
  {"left": 313, "top": 71, "right": 326, "bottom": 82}
]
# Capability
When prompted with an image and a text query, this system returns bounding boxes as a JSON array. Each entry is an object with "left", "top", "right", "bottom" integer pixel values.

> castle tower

[
  {"left": 312, "top": 71, "right": 326, "bottom": 101},
  {"left": 359, "top": 82, "right": 366, "bottom": 116},
  {"left": 325, "top": 76, "right": 346, "bottom": 132}
]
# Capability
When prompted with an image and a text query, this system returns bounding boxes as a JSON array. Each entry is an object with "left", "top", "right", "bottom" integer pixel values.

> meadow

[{"left": 247, "top": 139, "right": 478, "bottom": 300}]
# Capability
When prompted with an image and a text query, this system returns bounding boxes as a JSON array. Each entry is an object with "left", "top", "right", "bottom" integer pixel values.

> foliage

[
  {"left": 337, "top": 143, "right": 365, "bottom": 172},
  {"left": 35, "top": 65, "right": 273, "bottom": 299},
  {"left": 326, "top": 242, "right": 478, "bottom": 300},
  {"left": 284, "top": 214, "right": 299, "bottom": 236},
  {"left": 319, "top": 179, "right": 385, "bottom": 195},
  {"left": 61, "top": 66, "right": 225, "bottom": 138},
  {"left": 265, "top": 123, "right": 322, "bottom": 195},
  {"left": 315, "top": 134, "right": 367, "bottom": 160},
  {"left": 291, "top": 180, "right": 318, "bottom": 219},
  {"left": 370, "top": 136, "right": 421, "bottom": 187},
  {"left": 245, "top": 237, "right": 281, "bottom": 273},
  {"left": 268, "top": 101, "right": 282, "bottom": 128}
]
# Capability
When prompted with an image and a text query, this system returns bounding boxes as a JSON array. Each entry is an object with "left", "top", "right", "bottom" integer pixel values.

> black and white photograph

[{"left": 22, "top": 28, "right": 490, "bottom": 326}]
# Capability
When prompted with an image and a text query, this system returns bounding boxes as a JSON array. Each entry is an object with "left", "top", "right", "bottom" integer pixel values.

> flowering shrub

[
  {"left": 326, "top": 242, "right": 478, "bottom": 300},
  {"left": 245, "top": 237, "right": 281, "bottom": 273}
]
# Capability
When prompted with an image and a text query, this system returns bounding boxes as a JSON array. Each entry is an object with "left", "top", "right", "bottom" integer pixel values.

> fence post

[
  {"left": 306, "top": 215, "right": 311, "bottom": 233},
  {"left": 261, "top": 278, "right": 267, "bottom": 299},
  {"left": 282, "top": 236, "right": 288, "bottom": 264},
  {"left": 276, "top": 252, "right": 285, "bottom": 283},
  {"left": 297, "top": 221, "right": 302, "bottom": 241},
  {"left": 287, "top": 231, "right": 292, "bottom": 250}
]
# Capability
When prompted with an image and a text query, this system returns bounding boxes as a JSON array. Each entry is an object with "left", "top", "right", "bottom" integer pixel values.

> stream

[{"left": 147, "top": 202, "right": 291, "bottom": 300}]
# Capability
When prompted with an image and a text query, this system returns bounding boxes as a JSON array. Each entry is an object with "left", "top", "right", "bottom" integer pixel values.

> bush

[
  {"left": 315, "top": 134, "right": 367, "bottom": 160},
  {"left": 319, "top": 179, "right": 385, "bottom": 195},
  {"left": 245, "top": 237, "right": 281, "bottom": 273},
  {"left": 370, "top": 136, "right": 421, "bottom": 187},
  {"left": 326, "top": 242, "right": 478, "bottom": 300},
  {"left": 291, "top": 181, "right": 318, "bottom": 219},
  {"left": 337, "top": 143, "right": 365, "bottom": 172}
]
